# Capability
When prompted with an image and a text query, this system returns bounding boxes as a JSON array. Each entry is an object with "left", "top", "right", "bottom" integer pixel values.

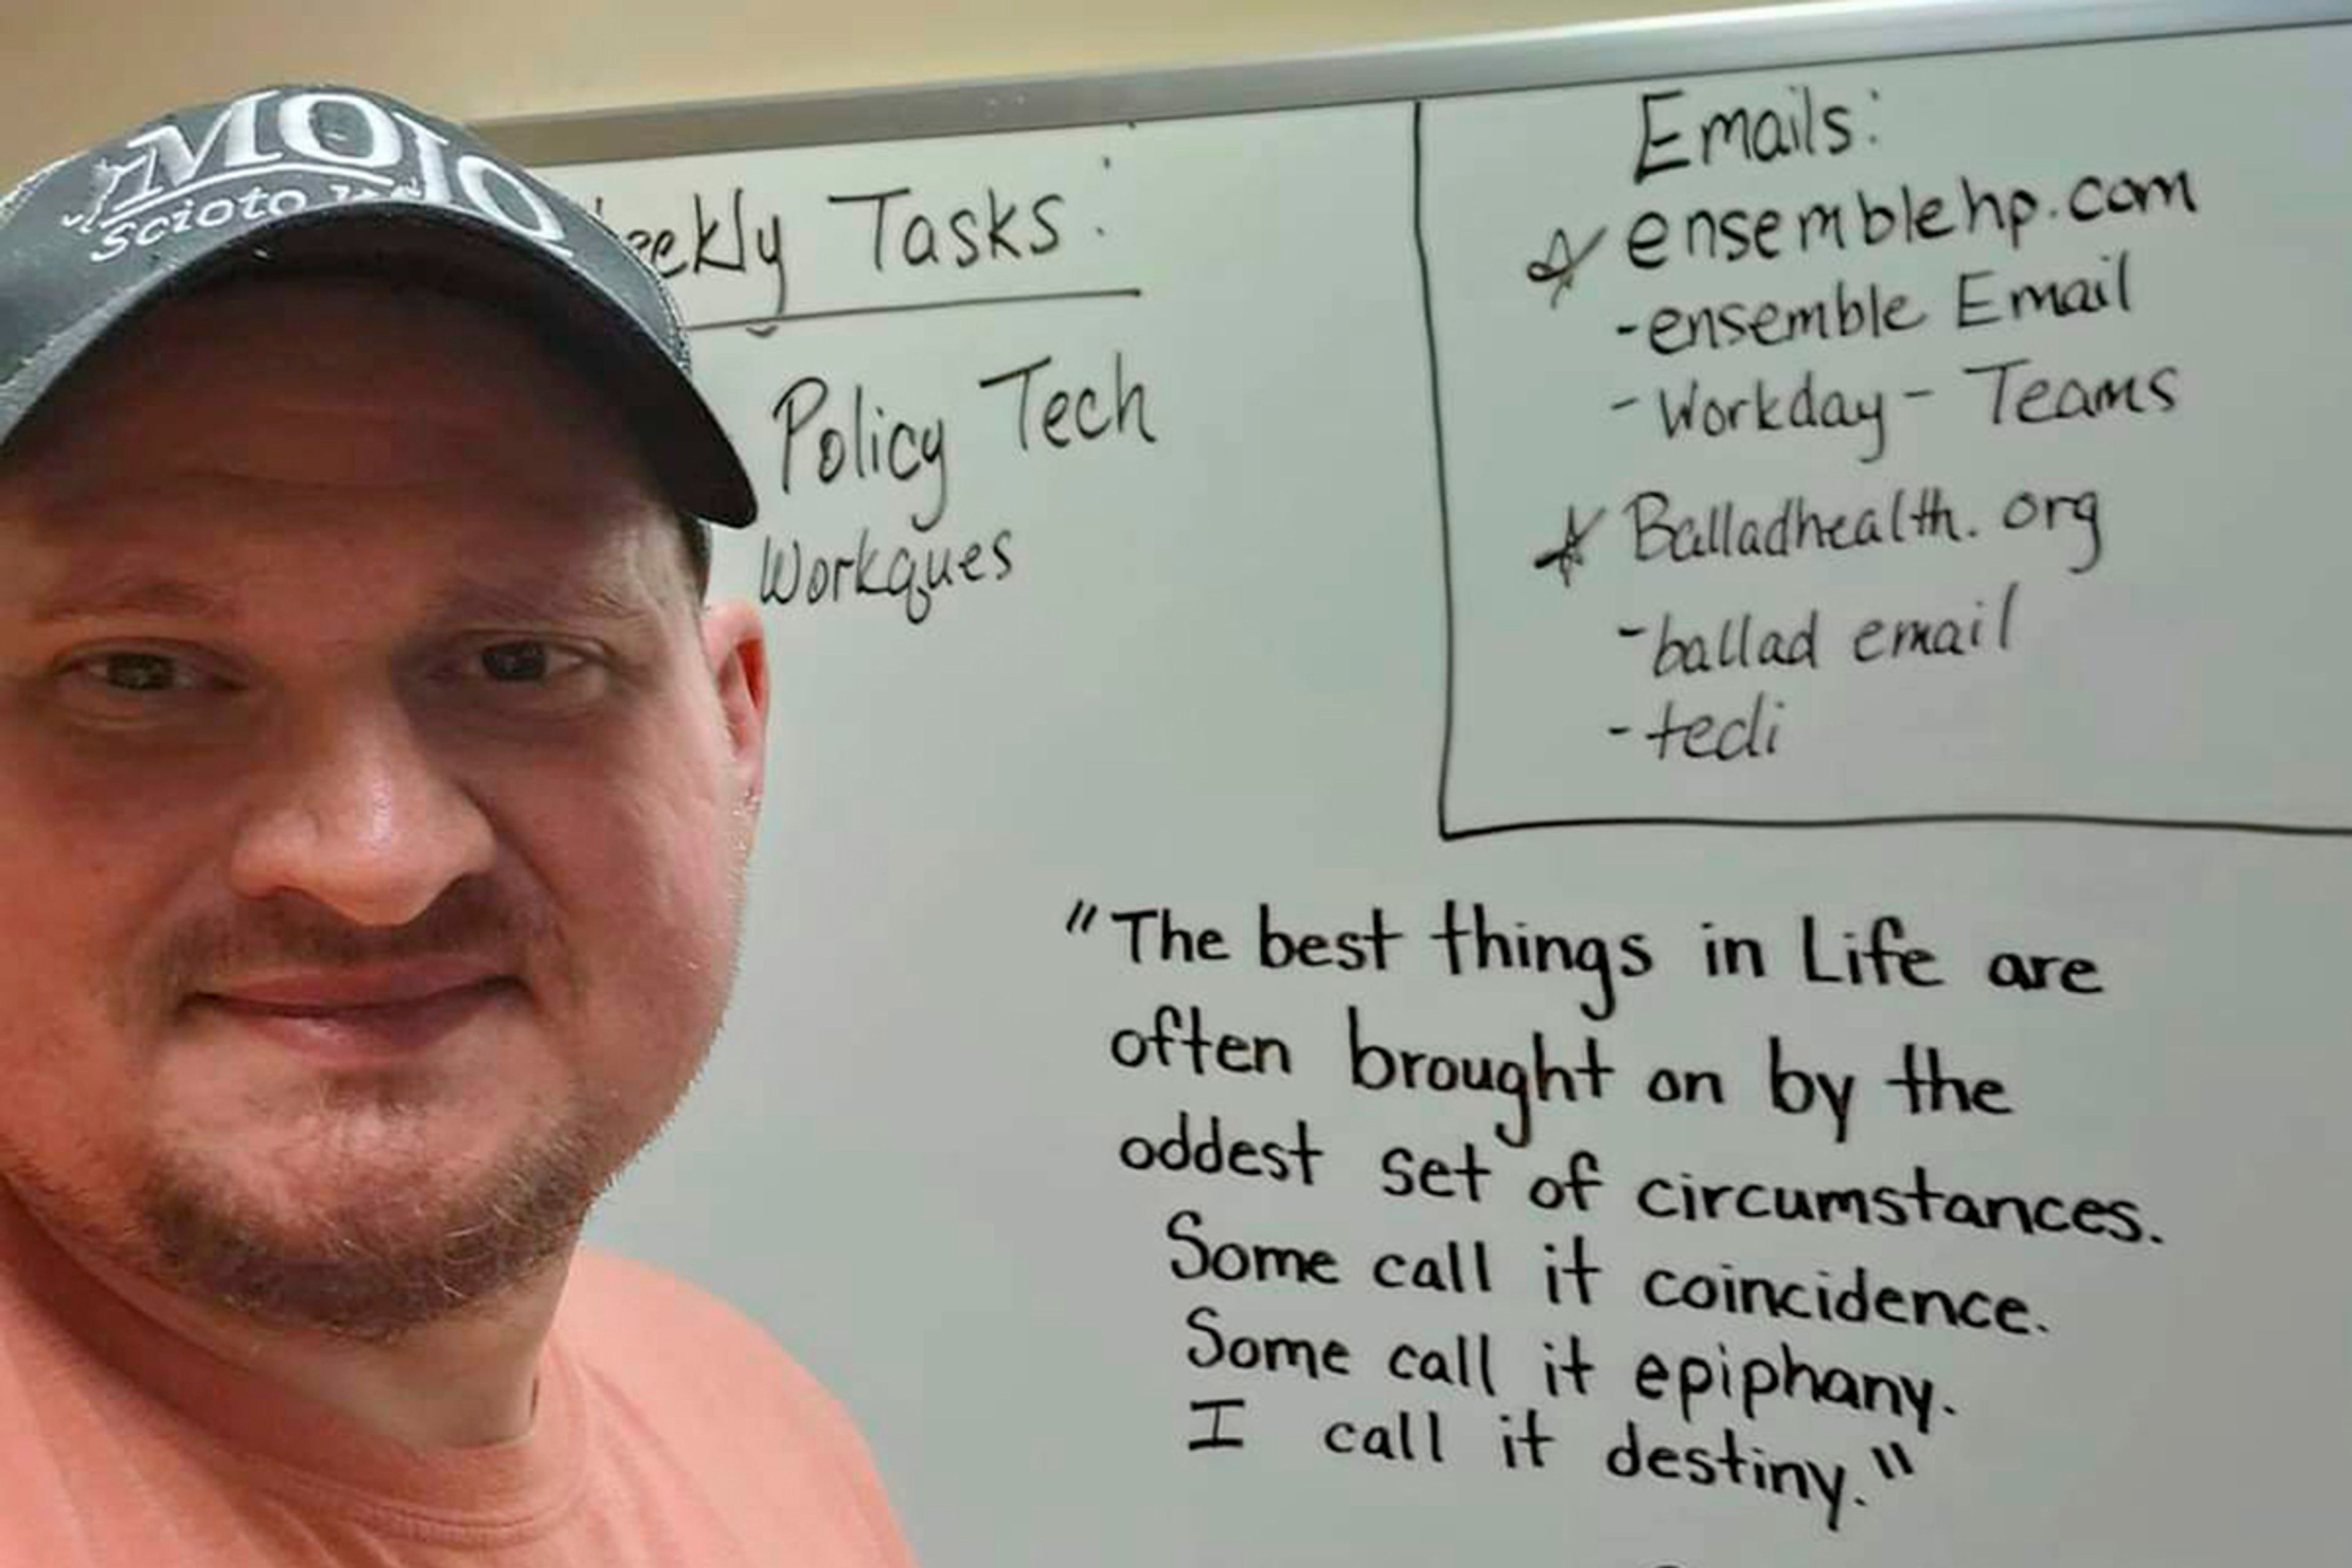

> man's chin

[{"left": 137, "top": 1121, "right": 611, "bottom": 1343}]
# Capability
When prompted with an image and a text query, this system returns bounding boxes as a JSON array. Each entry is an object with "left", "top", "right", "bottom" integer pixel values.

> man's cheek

[
  {"left": 582, "top": 829, "right": 737, "bottom": 1004},
  {"left": 0, "top": 923, "right": 99, "bottom": 1043}
]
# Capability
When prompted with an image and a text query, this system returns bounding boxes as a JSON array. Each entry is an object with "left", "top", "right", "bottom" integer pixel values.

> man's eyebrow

[
  {"left": 24, "top": 577, "right": 666, "bottom": 628},
  {"left": 28, "top": 578, "right": 239, "bottom": 626},
  {"left": 431, "top": 578, "right": 665, "bottom": 626}
]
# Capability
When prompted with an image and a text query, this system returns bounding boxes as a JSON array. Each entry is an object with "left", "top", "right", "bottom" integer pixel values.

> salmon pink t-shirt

[{"left": 0, "top": 1184, "right": 918, "bottom": 1566}]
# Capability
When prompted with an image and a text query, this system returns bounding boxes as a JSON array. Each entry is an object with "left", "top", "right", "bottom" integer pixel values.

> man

[{"left": 0, "top": 88, "right": 914, "bottom": 1564}]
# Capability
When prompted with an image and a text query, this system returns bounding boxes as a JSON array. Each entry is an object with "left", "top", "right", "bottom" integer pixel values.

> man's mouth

[{"left": 192, "top": 959, "right": 518, "bottom": 1061}]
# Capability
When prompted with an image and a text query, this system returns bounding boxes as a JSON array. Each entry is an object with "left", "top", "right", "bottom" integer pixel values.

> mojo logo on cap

[
  {"left": 0, "top": 83, "right": 760, "bottom": 531},
  {"left": 59, "top": 88, "right": 572, "bottom": 264}
]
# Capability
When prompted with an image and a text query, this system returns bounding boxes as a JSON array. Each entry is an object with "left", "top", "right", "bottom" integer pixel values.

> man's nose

[{"left": 225, "top": 698, "right": 496, "bottom": 927}]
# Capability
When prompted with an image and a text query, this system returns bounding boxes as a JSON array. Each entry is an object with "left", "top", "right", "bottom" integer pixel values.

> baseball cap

[{"left": 0, "top": 85, "right": 756, "bottom": 543}]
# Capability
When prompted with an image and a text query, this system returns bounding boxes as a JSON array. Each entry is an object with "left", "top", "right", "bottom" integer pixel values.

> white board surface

[{"left": 537, "top": 9, "right": 2352, "bottom": 1566}]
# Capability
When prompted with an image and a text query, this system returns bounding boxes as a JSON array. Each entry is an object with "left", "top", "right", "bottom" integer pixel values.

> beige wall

[{"left": 1, "top": 0, "right": 1771, "bottom": 177}]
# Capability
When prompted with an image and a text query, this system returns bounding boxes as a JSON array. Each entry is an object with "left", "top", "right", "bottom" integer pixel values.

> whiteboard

[{"left": 518, "top": 4, "right": 2352, "bottom": 1564}]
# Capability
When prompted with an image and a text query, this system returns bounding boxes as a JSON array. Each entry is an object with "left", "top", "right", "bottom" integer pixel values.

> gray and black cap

[{"left": 0, "top": 85, "right": 756, "bottom": 543}]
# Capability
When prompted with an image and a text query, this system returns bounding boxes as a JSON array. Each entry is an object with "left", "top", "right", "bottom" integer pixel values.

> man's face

[{"left": 0, "top": 277, "right": 767, "bottom": 1338}]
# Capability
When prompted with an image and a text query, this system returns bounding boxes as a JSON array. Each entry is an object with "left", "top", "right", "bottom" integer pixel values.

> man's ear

[{"left": 701, "top": 599, "right": 769, "bottom": 821}]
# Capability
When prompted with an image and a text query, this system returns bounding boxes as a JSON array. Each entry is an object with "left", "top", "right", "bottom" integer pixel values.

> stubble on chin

[{"left": 133, "top": 1098, "right": 614, "bottom": 1344}]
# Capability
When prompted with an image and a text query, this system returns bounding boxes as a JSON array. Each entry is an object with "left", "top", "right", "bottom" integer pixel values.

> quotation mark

[
  {"left": 1871, "top": 1442, "right": 1916, "bottom": 1480},
  {"left": 1065, "top": 899, "right": 1099, "bottom": 935}
]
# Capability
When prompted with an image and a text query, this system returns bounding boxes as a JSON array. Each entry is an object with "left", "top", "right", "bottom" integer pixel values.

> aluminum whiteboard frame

[{"left": 484, "top": 0, "right": 2352, "bottom": 167}]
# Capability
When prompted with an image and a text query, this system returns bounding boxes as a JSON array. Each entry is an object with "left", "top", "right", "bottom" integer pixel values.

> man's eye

[
  {"left": 457, "top": 640, "right": 604, "bottom": 706},
  {"left": 447, "top": 638, "right": 608, "bottom": 718},
  {"left": 50, "top": 647, "right": 238, "bottom": 729},
  {"left": 480, "top": 641, "right": 554, "bottom": 682},
  {"left": 62, "top": 650, "right": 206, "bottom": 696},
  {"left": 94, "top": 652, "right": 186, "bottom": 691}
]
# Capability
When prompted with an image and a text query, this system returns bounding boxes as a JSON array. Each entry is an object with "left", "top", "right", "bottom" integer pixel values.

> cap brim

[{"left": 1, "top": 202, "right": 756, "bottom": 528}]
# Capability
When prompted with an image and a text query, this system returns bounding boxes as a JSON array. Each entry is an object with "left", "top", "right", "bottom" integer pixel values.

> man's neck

[{"left": 20, "top": 1199, "right": 573, "bottom": 1450}]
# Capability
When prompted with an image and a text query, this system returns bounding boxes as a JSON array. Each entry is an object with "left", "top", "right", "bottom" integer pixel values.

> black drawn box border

[{"left": 1409, "top": 102, "right": 2352, "bottom": 845}]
